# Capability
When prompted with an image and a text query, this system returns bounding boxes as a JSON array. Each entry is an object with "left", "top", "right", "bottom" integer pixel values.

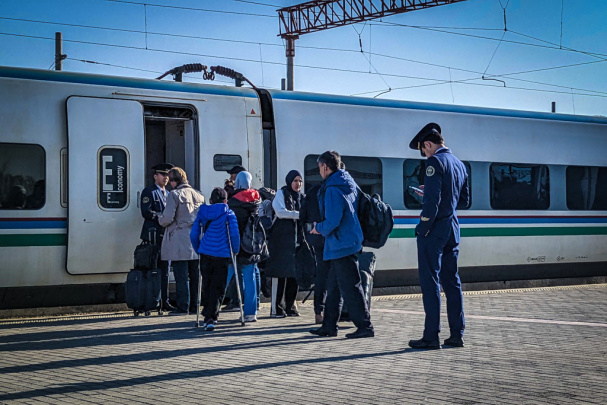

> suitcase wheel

[
  {"left": 134, "top": 310, "right": 139, "bottom": 317},
  {"left": 144, "top": 311, "right": 151, "bottom": 317}
]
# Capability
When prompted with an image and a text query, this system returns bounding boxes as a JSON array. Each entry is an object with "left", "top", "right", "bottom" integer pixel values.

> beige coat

[{"left": 158, "top": 184, "right": 205, "bottom": 261}]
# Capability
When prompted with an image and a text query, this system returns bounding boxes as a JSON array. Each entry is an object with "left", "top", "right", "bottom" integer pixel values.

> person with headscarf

[
  {"left": 264, "top": 170, "right": 304, "bottom": 318},
  {"left": 227, "top": 171, "right": 262, "bottom": 322}
]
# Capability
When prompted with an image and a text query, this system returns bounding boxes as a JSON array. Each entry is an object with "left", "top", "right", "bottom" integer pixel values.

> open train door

[{"left": 66, "top": 97, "right": 144, "bottom": 274}]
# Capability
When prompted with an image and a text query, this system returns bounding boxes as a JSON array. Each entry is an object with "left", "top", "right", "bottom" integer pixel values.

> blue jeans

[
  {"left": 227, "top": 263, "right": 258, "bottom": 316},
  {"left": 172, "top": 260, "right": 200, "bottom": 312}
]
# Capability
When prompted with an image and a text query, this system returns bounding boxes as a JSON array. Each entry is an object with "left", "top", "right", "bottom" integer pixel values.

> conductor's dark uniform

[
  {"left": 410, "top": 123, "right": 469, "bottom": 348},
  {"left": 140, "top": 163, "right": 173, "bottom": 311}
]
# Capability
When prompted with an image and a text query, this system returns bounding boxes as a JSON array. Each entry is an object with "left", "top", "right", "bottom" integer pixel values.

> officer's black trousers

[
  {"left": 417, "top": 230, "right": 465, "bottom": 341},
  {"left": 322, "top": 254, "right": 373, "bottom": 333}
]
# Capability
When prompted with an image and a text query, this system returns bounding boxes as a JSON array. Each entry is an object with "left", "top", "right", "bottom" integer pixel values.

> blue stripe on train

[
  {"left": 0, "top": 221, "right": 67, "bottom": 229},
  {"left": 394, "top": 217, "right": 607, "bottom": 225}
]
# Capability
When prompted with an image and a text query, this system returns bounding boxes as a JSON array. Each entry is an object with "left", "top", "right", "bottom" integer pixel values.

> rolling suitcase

[
  {"left": 126, "top": 229, "right": 163, "bottom": 316},
  {"left": 126, "top": 268, "right": 162, "bottom": 316},
  {"left": 358, "top": 251, "right": 376, "bottom": 309}
]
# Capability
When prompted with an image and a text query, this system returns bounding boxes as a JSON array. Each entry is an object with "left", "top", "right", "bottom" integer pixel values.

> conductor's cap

[
  {"left": 152, "top": 163, "right": 174, "bottom": 174},
  {"left": 409, "top": 123, "right": 441, "bottom": 150}
]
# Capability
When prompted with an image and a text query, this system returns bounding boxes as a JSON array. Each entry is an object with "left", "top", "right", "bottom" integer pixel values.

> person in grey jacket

[{"left": 158, "top": 167, "right": 205, "bottom": 314}]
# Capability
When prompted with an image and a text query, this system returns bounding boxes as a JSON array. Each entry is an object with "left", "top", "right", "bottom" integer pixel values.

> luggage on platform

[
  {"left": 358, "top": 251, "right": 377, "bottom": 309},
  {"left": 125, "top": 268, "right": 162, "bottom": 316}
]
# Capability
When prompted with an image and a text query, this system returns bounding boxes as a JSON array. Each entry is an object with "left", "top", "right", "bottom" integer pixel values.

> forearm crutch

[
  {"left": 226, "top": 220, "right": 245, "bottom": 326},
  {"left": 195, "top": 267, "right": 203, "bottom": 327}
]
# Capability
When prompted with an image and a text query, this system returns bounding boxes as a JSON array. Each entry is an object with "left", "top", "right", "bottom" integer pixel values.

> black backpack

[
  {"left": 133, "top": 240, "right": 159, "bottom": 270},
  {"left": 240, "top": 215, "right": 270, "bottom": 263},
  {"left": 357, "top": 188, "right": 394, "bottom": 249}
]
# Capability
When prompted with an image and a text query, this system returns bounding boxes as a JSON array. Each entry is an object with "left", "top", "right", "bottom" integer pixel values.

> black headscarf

[{"left": 282, "top": 169, "right": 302, "bottom": 211}]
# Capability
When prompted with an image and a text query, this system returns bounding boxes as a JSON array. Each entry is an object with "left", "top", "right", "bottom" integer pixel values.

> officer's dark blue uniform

[
  {"left": 140, "top": 163, "right": 174, "bottom": 311},
  {"left": 409, "top": 123, "right": 469, "bottom": 349}
]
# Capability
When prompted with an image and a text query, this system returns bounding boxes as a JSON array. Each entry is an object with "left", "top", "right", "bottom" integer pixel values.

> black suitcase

[{"left": 125, "top": 268, "right": 162, "bottom": 316}]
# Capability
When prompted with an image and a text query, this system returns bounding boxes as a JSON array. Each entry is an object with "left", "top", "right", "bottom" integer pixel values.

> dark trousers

[
  {"left": 172, "top": 260, "right": 200, "bottom": 312},
  {"left": 201, "top": 254, "right": 230, "bottom": 321},
  {"left": 271, "top": 277, "right": 298, "bottom": 315},
  {"left": 159, "top": 259, "right": 170, "bottom": 305},
  {"left": 322, "top": 254, "right": 373, "bottom": 332},
  {"left": 313, "top": 248, "right": 329, "bottom": 316},
  {"left": 417, "top": 229, "right": 465, "bottom": 341}
]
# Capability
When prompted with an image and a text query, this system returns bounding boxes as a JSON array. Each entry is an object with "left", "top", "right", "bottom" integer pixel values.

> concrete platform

[{"left": 0, "top": 284, "right": 605, "bottom": 404}]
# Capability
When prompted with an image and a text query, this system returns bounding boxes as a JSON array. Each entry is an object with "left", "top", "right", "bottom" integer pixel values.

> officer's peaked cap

[
  {"left": 409, "top": 123, "right": 441, "bottom": 150},
  {"left": 227, "top": 165, "right": 246, "bottom": 175},
  {"left": 152, "top": 163, "right": 174, "bottom": 174}
]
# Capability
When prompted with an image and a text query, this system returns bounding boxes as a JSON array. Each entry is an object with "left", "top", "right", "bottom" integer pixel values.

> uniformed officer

[
  {"left": 140, "top": 163, "right": 175, "bottom": 311},
  {"left": 408, "top": 123, "right": 469, "bottom": 350}
]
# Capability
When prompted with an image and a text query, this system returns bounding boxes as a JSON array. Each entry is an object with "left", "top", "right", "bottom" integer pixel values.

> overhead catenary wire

[
  {"left": 2, "top": 31, "right": 606, "bottom": 99},
  {"left": 103, "top": 0, "right": 275, "bottom": 18},
  {"left": 2, "top": 15, "right": 604, "bottom": 96}
]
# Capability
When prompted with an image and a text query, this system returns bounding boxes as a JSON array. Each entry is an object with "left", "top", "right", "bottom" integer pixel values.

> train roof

[{"left": 2, "top": 65, "right": 606, "bottom": 126}]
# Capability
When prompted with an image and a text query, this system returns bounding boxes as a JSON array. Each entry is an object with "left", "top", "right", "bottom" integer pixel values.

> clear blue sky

[{"left": 1, "top": 0, "right": 606, "bottom": 116}]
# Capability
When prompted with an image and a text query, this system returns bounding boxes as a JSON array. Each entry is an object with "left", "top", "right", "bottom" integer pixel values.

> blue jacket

[
  {"left": 316, "top": 170, "right": 363, "bottom": 260},
  {"left": 415, "top": 148, "right": 469, "bottom": 241},
  {"left": 190, "top": 203, "right": 240, "bottom": 258}
]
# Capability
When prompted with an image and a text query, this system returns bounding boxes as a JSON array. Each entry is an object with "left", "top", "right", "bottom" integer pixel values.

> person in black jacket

[
  {"left": 140, "top": 163, "right": 174, "bottom": 312},
  {"left": 264, "top": 170, "right": 304, "bottom": 318},
  {"left": 300, "top": 183, "right": 329, "bottom": 324},
  {"left": 227, "top": 171, "right": 261, "bottom": 322}
]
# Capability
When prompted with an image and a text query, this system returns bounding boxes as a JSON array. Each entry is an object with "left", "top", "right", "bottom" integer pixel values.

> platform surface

[{"left": 0, "top": 284, "right": 606, "bottom": 404}]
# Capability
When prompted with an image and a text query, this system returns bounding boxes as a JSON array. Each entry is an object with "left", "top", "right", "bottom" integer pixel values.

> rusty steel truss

[{"left": 278, "top": 0, "right": 468, "bottom": 38}]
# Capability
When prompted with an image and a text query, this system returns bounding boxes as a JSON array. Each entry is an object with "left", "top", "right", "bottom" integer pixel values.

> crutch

[
  {"left": 226, "top": 220, "right": 246, "bottom": 326},
  {"left": 195, "top": 268, "right": 203, "bottom": 327}
]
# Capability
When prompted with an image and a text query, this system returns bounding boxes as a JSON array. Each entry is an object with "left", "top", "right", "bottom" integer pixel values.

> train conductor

[
  {"left": 408, "top": 123, "right": 469, "bottom": 350},
  {"left": 140, "top": 163, "right": 175, "bottom": 312}
]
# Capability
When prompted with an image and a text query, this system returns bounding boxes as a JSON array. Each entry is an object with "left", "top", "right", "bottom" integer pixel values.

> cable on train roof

[{"left": 156, "top": 63, "right": 257, "bottom": 89}]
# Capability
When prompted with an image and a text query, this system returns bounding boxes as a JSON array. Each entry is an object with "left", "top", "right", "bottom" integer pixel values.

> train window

[
  {"left": 566, "top": 166, "right": 607, "bottom": 210},
  {"left": 403, "top": 159, "right": 471, "bottom": 209},
  {"left": 213, "top": 154, "right": 242, "bottom": 171},
  {"left": 490, "top": 163, "right": 549, "bottom": 210},
  {"left": 0, "top": 143, "right": 46, "bottom": 210},
  {"left": 304, "top": 155, "right": 383, "bottom": 197}
]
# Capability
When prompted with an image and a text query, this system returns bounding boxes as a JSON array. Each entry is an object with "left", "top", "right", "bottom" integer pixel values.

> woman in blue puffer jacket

[{"left": 190, "top": 187, "right": 240, "bottom": 331}]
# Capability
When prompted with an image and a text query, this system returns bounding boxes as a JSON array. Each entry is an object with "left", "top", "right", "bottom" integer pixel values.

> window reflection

[
  {"left": 0, "top": 143, "right": 46, "bottom": 210},
  {"left": 490, "top": 163, "right": 549, "bottom": 210}
]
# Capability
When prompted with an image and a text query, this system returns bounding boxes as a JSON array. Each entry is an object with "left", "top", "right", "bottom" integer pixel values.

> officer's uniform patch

[
  {"left": 421, "top": 216, "right": 430, "bottom": 221},
  {"left": 142, "top": 196, "right": 149, "bottom": 204},
  {"left": 426, "top": 166, "right": 435, "bottom": 177}
]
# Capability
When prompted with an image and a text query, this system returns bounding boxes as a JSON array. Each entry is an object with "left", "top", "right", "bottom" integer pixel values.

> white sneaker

[
  {"left": 204, "top": 321, "right": 215, "bottom": 331},
  {"left": 244, "top": 315, "right": 257, "bottom": 322}
]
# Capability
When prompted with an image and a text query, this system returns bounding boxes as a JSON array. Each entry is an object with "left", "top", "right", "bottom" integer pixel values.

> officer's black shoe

[
  {"left": 345, "top": 328, "right": 375, "bottom": 339},
  {"left": 162, "top": 301, "right": 176, "bottom": 311},
  {"left": 309, "top": 327, "right": 338, "bottom": 337},
  {"left": 285, "top": 310, "right": 300, "bottom": 317},
  {"left": 443, "top": 336, "right": 464, "bottom": 347},
  {"left": 408, "top": 338, "right": 441, "bottom": 350}
]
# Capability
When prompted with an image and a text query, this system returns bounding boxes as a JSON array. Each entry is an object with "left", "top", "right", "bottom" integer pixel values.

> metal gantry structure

[{"left": 277, "top": 0, "right": 469, "bottom": 90}]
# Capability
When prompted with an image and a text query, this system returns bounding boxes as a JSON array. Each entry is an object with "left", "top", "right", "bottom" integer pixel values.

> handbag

[{"left": 134, "top": 229, "right": 160, "bottom": 270}]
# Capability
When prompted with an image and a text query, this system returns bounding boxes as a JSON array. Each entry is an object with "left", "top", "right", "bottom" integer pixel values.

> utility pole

[
  {"left": 54, "top": 32, "right": 66, "bottom": 71},
  {"left": 277, "top": 0, "right": 468, "bottom": 91}
]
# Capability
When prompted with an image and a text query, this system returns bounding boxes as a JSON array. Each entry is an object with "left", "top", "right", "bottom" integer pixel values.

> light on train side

[{"left": 98, "top": 147, "right": 128, "bottom": 210}]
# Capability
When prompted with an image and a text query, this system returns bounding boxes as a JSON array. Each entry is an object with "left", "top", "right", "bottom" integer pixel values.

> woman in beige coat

[{"left": 159, "top": 167, "right": 205, "bottom": 314}]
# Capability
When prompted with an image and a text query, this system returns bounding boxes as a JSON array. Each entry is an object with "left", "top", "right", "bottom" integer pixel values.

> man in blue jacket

[
  {"left": 408, "top": 123, "right": 469, "bottom": 349},
  {"left": 310, "top": 151, "right": 374, "bottom": 339}
]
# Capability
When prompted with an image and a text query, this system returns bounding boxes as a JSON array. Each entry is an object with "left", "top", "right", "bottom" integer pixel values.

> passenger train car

[{"left": 1, "top": 65, "right": 606, "bottom": 309}]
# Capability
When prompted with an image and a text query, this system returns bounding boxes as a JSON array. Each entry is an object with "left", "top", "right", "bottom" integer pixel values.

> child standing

[{"left": 190, "top": 188, "right": 240, "bottom": 331}]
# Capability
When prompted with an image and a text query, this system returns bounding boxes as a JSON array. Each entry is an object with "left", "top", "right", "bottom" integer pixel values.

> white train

[{"left": 1, "top": 65, "right": 606, "bottom": 309}]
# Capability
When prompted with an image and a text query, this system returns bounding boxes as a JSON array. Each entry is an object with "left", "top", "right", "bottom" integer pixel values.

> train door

[
  {"left": 66, "top": 97, "right": 145, "bottom": 274},
  {"left": 143, "top": 104, "right": 198, "bottom": 190}
]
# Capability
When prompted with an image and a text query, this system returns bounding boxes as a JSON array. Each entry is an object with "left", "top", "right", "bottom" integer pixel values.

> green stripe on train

[
  {"left": 0, "top": 234, "right": 67, "bottom": 247},
  {"left": 390, "top": 226, "right": 607, "bottom": 238}
]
